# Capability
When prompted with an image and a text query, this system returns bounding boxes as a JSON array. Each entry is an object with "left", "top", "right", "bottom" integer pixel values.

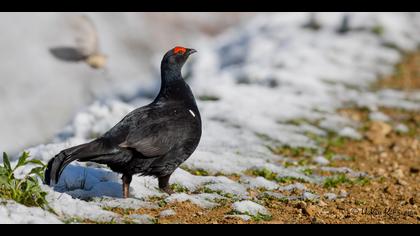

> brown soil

[{"left": 372, "top": 52, "right": 420, "bottom": 91}]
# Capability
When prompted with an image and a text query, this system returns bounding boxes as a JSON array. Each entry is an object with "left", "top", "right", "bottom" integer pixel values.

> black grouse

[{"left": 45, "top": 46, "right": 201, "bottom": 198}]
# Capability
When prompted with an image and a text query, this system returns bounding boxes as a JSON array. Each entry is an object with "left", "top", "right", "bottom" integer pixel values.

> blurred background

[{"left": 0, "top": 12, "right": 255, "bottom": 154}]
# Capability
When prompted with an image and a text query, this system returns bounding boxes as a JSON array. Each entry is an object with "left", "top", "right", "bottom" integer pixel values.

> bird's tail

[{"left": 44, "top": 140, "right": 105, "bottom": 186}]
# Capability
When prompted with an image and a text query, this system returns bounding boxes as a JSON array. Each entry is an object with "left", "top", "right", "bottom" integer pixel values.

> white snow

[
  {"left": 395, "top": 123, "right": 409, "bottom": 133},
  {"left": 159, "top": 209, "right": 176, "bottom": 217},
  {"left": 166, "top": 193, "right": 225, "bottom": 209},
  {"left": 324, "top": 193, "right": 338, "bottom": 201},
  {"left": 0, "top": 201, "right": 62, "bottom": 224},
  {"left": 232, "top": 200, "right": 270, "bottom": 216},
  {"left": 240, "top": 176, "right": 278, "bottom": 190},
  {"left": 93, "top": 197, "right": 158, "bottom": 210},
  {"left": 313, "top": 156, "right": 330, "bottom": 166},
  {"left": 302, "top": 192, "right": 320, "bottom": 201},
  {"left": 128, "top": 214, "right": 155, "bottom": 224},
  {"left": 369, "top": 111, "right": 391, "bottom": 122},
  {"left": 339, "top": 127, "right": 362, "bottom": 140},
  {"left": 1, "top": 12, "right": 420, "bottom": 223}
]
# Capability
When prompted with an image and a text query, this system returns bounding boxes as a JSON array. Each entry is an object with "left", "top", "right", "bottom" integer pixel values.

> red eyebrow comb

[{"left": 174, "top": 46, "right": 187, "bottom": 54}]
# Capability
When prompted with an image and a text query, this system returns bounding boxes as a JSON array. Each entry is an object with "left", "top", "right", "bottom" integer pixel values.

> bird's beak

[{"left": 186, "top": 48, "right": 197, "bottom": 56}]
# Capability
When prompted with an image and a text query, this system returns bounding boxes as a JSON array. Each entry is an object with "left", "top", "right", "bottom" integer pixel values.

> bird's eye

[{"left": 173, "top": 46, "right": 187, "bottom": 55}]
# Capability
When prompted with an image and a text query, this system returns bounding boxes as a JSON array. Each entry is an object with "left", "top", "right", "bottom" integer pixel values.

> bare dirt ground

[{"left": 104, "top": 53, "right": 420, "bottom": 224}]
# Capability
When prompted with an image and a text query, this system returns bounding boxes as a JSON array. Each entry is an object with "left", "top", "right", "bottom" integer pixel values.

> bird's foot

[{"left": 160, "top": 186, "right": 175, "bottom": 195}]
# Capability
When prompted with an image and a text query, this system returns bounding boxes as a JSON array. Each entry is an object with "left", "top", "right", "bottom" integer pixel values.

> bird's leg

[
  {"left": 122, "top": 174, "right": 132, "bottom": 198},
  {"left": 158, "top": 174, "right": 174, "bottom": 195}
]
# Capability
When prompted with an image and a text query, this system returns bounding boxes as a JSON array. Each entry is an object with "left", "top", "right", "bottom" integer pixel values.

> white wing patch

[{"left": 189, "top": 109, "right": 196, "bottom": 118}]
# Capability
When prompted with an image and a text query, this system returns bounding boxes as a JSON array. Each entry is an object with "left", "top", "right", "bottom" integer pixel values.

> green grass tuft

[
  {"left": 0, "top": 152, "right": 48, "bottom": 209},
  {"left": 323, "top": 174, "right": 370, "bottom": 189},
  {"left": 170, "top": 183, "right": 189, "bottom": 193},
  {"left": 249, "top": 168, "right": 307, "bottom": 183}
]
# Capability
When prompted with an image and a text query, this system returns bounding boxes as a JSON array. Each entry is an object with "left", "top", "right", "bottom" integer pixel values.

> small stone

[
  {"left": 336, "top": 205, "right": 345, "bottom": 210},
  {"left": 366, "top": 121, "right": 392, "bottom": 144},
  {"left": 410, "top": 167, "right": 419, "bottom": 174},
  {"left": 338, "top": 190, "right": 348, "bottom": 198},
  {"left": 392, "top": 169, "right": 405, "bottom": 179},
  {"left": 376, "top": 168, "right": 386, "bottom": 175},
  {"left": 311, "top": 217, "right": 324, "bottom": 224},
  {"left": 383, "top": 186, "right": 395, "bottom": 194},
  {"left": 295, "top": 201, "right": 307, "bottom": 209},
  {"left": 379, "top": 152, "right": 388, "bottom": 158},
  {"left": 412, "top": 140, "right": 419, "bottom": 150},
  {"left": 303, "top": 205, "right": 317, "bottom": 217},
  {"left": 396, "top": 179, "right": 408, "bottom": 186},
  {"left": 318, "top": 200, "right": 328, "bottom": 207},
  {"left": 409, "top": 197, "right": 415, "bottom": 205},
  {"left": 224, "top": 215, "right": 252, "bottom": 221}
]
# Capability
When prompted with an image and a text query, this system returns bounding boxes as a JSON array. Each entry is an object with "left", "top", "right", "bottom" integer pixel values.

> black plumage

[{"left": 45, "top": 47, "right": 201, "bottom": 197}]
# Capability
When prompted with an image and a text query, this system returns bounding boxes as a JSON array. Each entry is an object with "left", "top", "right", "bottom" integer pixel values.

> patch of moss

[
  {"left": 147, "top": 196, "right": 168, "bottom": 207},
  {"left": 301, "top": 168, "right": 313, "bottom": 176},
  {"left": 323, "top": 174, "right": 370, "bottom": 188},
  {"left": 251, "top": 213, "right": 273, "bottom": 222},
  {"left": 170, "top": 183, "right": 189, "bottom": 193},
  {"left": 371, "top": 25, "right": 385, "bottom": 36},
  {"left": 323, "top": 174, "right": 352, "bottom": 189},
  {"left": 248, "top": 168, "right": 278, "bottom": 181},
  {"left": 284, "top": 118, "right": 311, "bottom": 126},
  {"left": 256, "top": 133, "right": 275, "bottom": 142},
  {"left": 268, "top": 145, "right": 318, "bottom": 158},
  {"left": 354, "top": 176, "right": 370, "bottom": 186},
  {"left": 181, "top": 166, "right": 210, "bottom": 176},
  {"left": 248, "top": 168, "right": 307, "bottom": 184}
]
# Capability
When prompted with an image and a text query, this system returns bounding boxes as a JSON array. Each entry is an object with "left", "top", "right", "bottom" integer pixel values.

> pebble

[
  {"left": 376, "top": 168, "right": 386, "bottom": 175},
  {"left": 396, "top": 179, "right": 408, "bottom": 186},
  {"left": 295, "top": 201, "right": 307, "bottom": 209},
  {"left": 409, "top": 197, "right": 415, "bottom": 205},
  {"left": 339, "top": 190, "right": 348, "bottom": 198},
  {"left": 379, "top": 152, "right": 388, "bottom": 158},
  {"left": 410, "top": 167, "right": 419, "bottom": 174},
  {"left": 306, "top": 205, "right": 317, "bottom": 217},
  {"left": 392, "top": 169, "right": 405, "bottom": 179},
  {"left": 311, "top": 217, "right": 324, "bottom": 224},
  {"left": 318, "top": 200, "right": 328, "bottom": 207}
]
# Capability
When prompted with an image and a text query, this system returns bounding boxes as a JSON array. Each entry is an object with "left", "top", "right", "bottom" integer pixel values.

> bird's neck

[
  {"left": 154, "top": 66, "right": 194, "bottom": 105},
  {"left": 160, "top": 66, "right": 183, "bottom": 87}
]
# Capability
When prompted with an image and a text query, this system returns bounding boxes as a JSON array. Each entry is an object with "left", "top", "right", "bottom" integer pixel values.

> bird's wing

[
  {"left": 104, "top": 104, "right": 190, "bottom": 158},
  {"left": 71, "top": 14, "right": 100, "bottom": 56}
]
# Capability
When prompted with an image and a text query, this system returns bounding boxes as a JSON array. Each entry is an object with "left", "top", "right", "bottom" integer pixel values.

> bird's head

[{"left": 161, "top": 46, "right": 197, "bottom": 72}]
